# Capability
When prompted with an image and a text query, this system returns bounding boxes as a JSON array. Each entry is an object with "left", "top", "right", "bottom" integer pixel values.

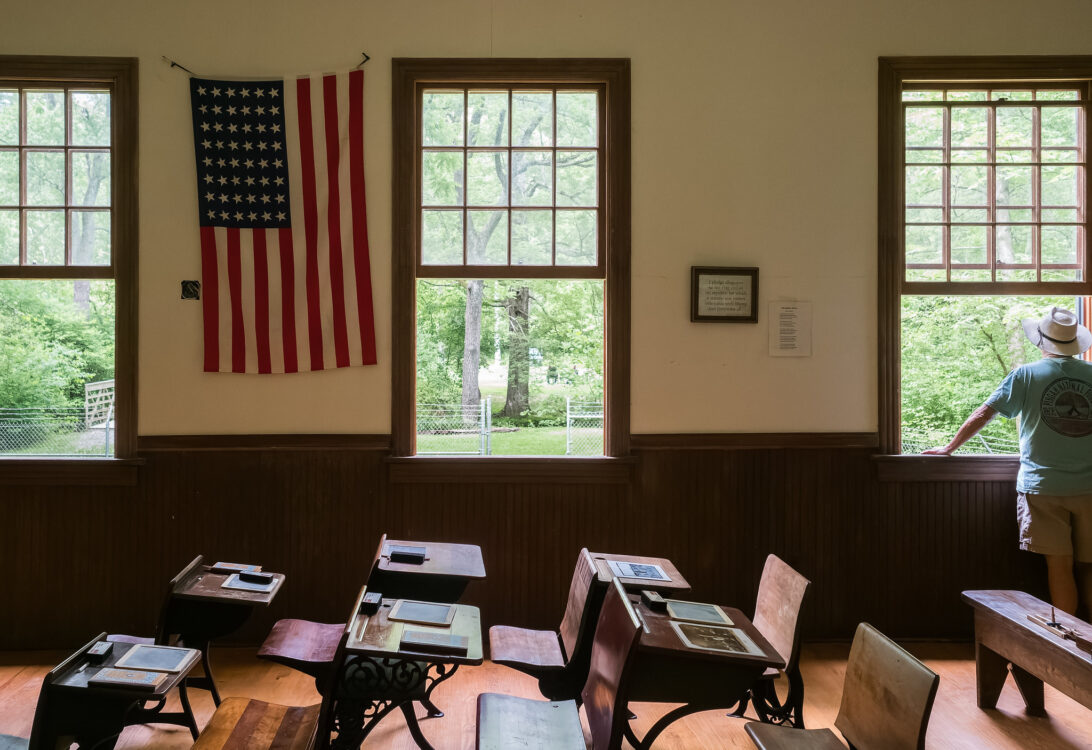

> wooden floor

[{"left": 1, "top": 642, "right": 1089, "bottom": 749}]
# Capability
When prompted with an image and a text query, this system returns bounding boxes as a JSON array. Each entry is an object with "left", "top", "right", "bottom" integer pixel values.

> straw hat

[{"left": 1022, "top": 307, "right": 1092, "bottom": 356}]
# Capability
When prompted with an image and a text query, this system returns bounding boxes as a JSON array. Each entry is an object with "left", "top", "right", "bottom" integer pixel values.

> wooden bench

[
  {"left": 962, "top": 589, "right": 1092, "bottom": 716},
  {"left": 477, "top": 577, "right": 642, "bottom": 750}
]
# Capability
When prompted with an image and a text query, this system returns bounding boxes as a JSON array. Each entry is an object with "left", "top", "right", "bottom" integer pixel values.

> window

[
  {"left": 392, "top": 60, "right": 630, "bottom": 458},
  {"left": 879, "top": 58, "right": 1092, "bottom": 455},
  {"left": 0, "top": 57, "right": 136, "bottom": 460}
]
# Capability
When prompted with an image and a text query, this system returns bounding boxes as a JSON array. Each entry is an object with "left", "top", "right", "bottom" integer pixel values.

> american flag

[{"left": 189, "top": 71, "right": 376, "bottom": 373}]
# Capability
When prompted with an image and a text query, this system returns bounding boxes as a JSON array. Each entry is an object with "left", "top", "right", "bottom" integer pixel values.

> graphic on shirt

[{"left": 1040, "top": 377, "right": 1092, "bottom": 437}]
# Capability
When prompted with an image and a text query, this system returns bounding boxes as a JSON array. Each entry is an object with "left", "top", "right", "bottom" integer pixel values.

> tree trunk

[
  {"left": 462, "top": 280, "right": 484, "bottom": 424},
  {"left": 502, "top": 286, "right": 531, "bottom": 417}
]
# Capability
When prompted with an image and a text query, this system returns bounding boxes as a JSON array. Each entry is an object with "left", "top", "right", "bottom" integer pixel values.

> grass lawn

[{"left": 417, "top": 425, "right": 602, "bottom": 456}]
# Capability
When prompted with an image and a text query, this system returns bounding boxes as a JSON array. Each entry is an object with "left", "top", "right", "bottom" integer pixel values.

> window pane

[
  {"left": 951, "top": 225, "right": 987, "bottom": 266},
  {"left": 996, "top": 107, "right": 1033, "bottom": 147},
  {"left": 996, "top": 225, "right": 1033, "bottom": 267},
  {"left": 0, "top": 90, "right": 16, "bottom": 145},
  {"left": 992, "top": 91, "right": 1033, "bottom": 101},
  {"left": 1043, "top": 208, "right": 1079, "bottom": 222},
  {"left": 0, "top": 210, "right": 17, "bottom": 263},
  {"left": 511, "top": 210, "right": 552, "bottom": 265},
  {"left": 70, "top": 210, "right": 110, "bottom": 265},
  {"left": 951, "top": 107, "right": 987, "bottom": 147},
  {"left": 905, "top": 107, "right": 943, "bottom": 147},
  {"left": 1042, "top": 107, "right": 1079, "bottom": 147},
  {"left": 466, "top": 151, "right": 508, "bottom": 206},
  {"left": 422, "top": 151, "right": 463, "bottom": 207},
  {"left": 0, "top": 151, "right": 17, "bottom": 204},
  {"left": 556, "top": 92, "right": 597, "bottom": 147},
  {"left": 951, "top": 149, "right": 987, "bottom": 164},
  {"left": 512, "top": 151, "right": 552, "bottom": 206},
  {"left": 906, "top": 207, "right": 943, "bottom": 222},
  {"left": 996, "top": 166, "right": 1032, "bottom": 206},
  {"left": 26, "top": 210, "right": 64, "bottom": 264},
  {"left": 1038, "top": 90, "right": 1080, "bottom": 101},
  {"left": 512, "top": 92, "right": 552, "bottom": 147},
  {"left": 1042, "top": 165, "right": 1078, "bottom": 207},
  {"left": 951, "top": 208, "right": 987, "bottom": 223},
  {"left": 996, "top": 149, "right": 1033, "bottom": 164},
  {"left": 996, "top": 208, "right": 1032, "bottom": 223},
  {"left": 71, "top": 151, "right": 110, "bottom": 207},
  {"left": 1041, "top": 224, "right": 1078, "bottom": 266},
  {"left": 1043, "top": 149, "right": 1080, "bottom": 163},
  {"left": 421, "top": 209, "right": 463, "bottom": 265},
  {"left": 415, "top": 277, "right": 603, "bottom": 456},
  {"left": 71, "top": 91, "right": 110, "bottom": 147},
  {"left": 947, "top": 91, "right": 988, "bottom": 102},
  {"left": 556, "top": 210, "right": 597, "bottom": 266},
  {"left": 951, "top": 166, "right": 987, "bottom": 206},
  {"left": 26, "top": 151, "right": 65, "bottom": 205},
  {"left": 901, "top": 295, "right": 1073, "bottom": 454},
  {"left": 467, "top": 91, "right": 509, "bottom": 147},
  {"left": 905, "top": 225, "right": 943, "bottom": 266},
  {"left": 902, "top": 91, "right": 943, "bottom": 102},
  {"left": 906, "top": 148, "right": 943, "bottom": 163},
  {"left": 422, "top": 92, "right": 464, "bottom": 147},
  {"left": 467, "top": 210, "right": 507, "bottom": 264},
  {"left": 26, "top": 91, "right": 65, "bottom": 145},
  {"left": 905, "top": 166, "right": 943, "bottom": 206},
  {"left": 0, "top": 279, "right": 116, "bottom": 456},
  {"left": 556, "top": 151, "right": 597, "bottom": 207}
]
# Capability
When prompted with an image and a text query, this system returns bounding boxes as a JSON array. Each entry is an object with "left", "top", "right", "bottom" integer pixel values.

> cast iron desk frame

[{"left": 329, "top": 600, "right": 484, "bottom": 750}]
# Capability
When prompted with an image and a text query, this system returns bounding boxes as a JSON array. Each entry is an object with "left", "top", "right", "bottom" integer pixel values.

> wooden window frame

[
  {"left": 0, "top": 56, "right": 139, "bottom": 483},
  {"left": 392, "top": 59, "right": 630, "bottom": 460},
  {"left": 879, "top": 58, "right": 1092, "bottom": 466}
]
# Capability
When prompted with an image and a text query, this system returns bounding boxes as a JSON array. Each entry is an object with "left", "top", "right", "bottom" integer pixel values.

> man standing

[{"left": 924, "top": 307, "right": 1092, "bottom": 617}]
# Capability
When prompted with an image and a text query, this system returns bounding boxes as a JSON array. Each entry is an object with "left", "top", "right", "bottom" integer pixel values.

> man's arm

[{"left": 922, "top": 404, "right": 998, "bottom": 455}]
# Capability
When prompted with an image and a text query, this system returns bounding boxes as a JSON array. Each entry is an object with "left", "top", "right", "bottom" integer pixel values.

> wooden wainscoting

[{"left": 0, "top": 436, "right": 1044, "bottom": 649}]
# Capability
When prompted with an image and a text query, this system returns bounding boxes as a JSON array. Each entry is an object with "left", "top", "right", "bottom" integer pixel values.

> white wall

[{"left": 6, "top": 0, "right": 1092, "bottom": 435}]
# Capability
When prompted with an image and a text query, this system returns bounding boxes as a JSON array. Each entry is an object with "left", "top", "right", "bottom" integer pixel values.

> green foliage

[
  {"left": 0, "top": 280, "right": 114, "bottom": 410},
  {"left": 900, "top": 294, "right": 1074, "bottom": 452}
]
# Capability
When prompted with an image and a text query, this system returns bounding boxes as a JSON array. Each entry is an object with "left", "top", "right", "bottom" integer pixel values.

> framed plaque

[{"left": 690, "top": 266, "right": 758, "bottom": 323}]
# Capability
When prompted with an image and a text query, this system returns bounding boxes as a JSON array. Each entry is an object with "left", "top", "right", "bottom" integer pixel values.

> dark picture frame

[{"left": 690, "top": 266, "right": 758, "bottom": 323}]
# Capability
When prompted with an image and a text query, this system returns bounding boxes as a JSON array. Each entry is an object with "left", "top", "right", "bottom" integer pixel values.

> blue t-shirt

[{"left": 986, "top": 357, "right": 1092, "bottom": 495}]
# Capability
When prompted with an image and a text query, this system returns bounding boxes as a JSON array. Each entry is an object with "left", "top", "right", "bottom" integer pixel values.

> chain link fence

[
  {"left": 902, "top": 425, "right": 1019, "bottom": 455},
  {"left": 0, "top": 380, "right": 115, "bottom": 456},
  {"left": 417, "top": 399, "right": 492, "bottom": 455},
  {"left": 566, "top": 398, "right": 604, "bottom": 456}
]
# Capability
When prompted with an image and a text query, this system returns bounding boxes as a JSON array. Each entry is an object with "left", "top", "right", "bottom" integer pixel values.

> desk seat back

[
  {"left": 752, "top": 554, "right": 810, "bottom": 669},
  {"left": 559, "top": 548, "right": 606, "bottom": 662},
  {"left": 157, "top": 555, "right": 205, "bottom": 643},
  {"left": 311, "top": 587, "right": 362, "bottom": 750},
  {"left": 835, "top": 623, "right": 940, "bottom": 750},
  {"left": 28, "top": 632, "right": 107, "bottom": 750},
  {"left": 581, "top": 579, "right": 642, "bottom": 750}
]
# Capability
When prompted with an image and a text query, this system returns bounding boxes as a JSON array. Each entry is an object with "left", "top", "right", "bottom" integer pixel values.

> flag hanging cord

[
  {"left": 162, "top": 53, "right": 369, "bottom": 76},
  {"left": 162, "top": 56, "right": 197, "bottom": 76}
]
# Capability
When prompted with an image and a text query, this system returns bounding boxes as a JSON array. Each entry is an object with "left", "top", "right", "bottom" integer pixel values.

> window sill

[
  {"left": 386, "top": 455, "right": 636, "bottom": 484},
  {"left": 873, "top": 454, "right": 1018, "bottom": 483},
  {"left": 0, "top": 457, "right": 143, "bottom": 486}
]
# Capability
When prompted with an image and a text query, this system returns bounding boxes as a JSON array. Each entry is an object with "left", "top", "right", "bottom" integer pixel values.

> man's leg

[
  {"left": 1045, "top": 553, "right": 1078, "bottom": 615},
  {"left": 1077, "top": 562, "right": 1092, "bottom": 620}
]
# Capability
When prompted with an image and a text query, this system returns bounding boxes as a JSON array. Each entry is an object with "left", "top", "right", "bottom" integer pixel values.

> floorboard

[{"left": 0, "top": 642, "right": 1088, "bottom": 749}]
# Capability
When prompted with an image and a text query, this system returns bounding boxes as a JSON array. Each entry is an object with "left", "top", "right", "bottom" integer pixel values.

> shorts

[{"left": 1017, "top": 492, "right": 1092, "bottom": 563}]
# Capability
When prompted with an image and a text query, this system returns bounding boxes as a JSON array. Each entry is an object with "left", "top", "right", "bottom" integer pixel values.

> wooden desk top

[
  {"left": 632, "top": 598, "right": 784, "bottom": 672},
  {"left": 962, "top": 589, "right": 1092, "bottom": 660},
  {"left": 172, "top": 565, "right": 284, "bottom": 606},
  {"left": 590, "top": 551, "right": 690, "bottom": 593},
  {"left": 378, "top": 539, "right": 486, "bottom": 580},
  {"left": 53, "top": 641, "right": 199, "bottom": 698},
  {"left": 348, "top": 599, "right": 483, "bottom": 665}
]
